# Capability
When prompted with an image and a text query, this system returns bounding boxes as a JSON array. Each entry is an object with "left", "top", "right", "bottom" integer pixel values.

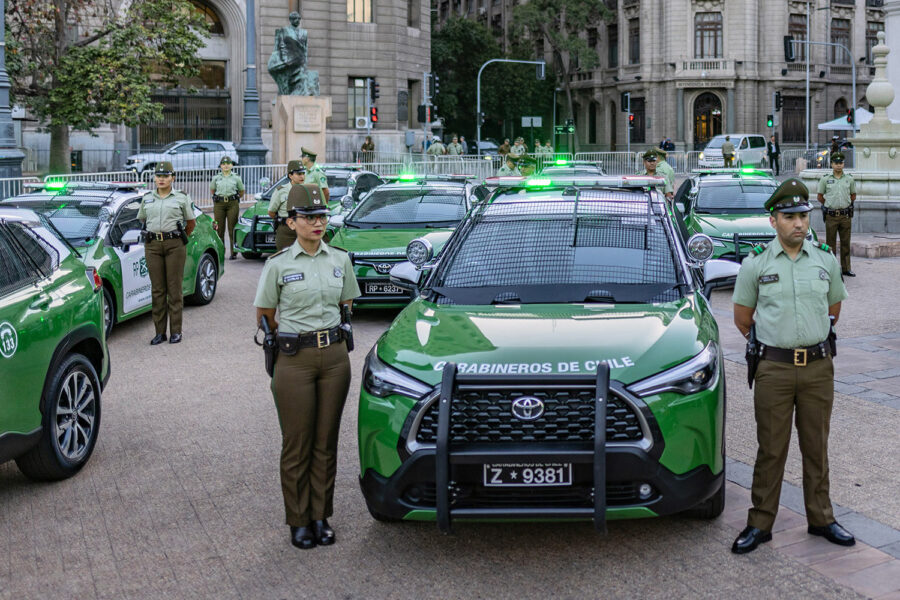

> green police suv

[
  {"left": 358, "top": 175, "right": 738, "bottom": 529},
  {"left": 2, "top": 181, "right": 224, "bottom": 336},
  {"left": 234, "top": 165, "right": 383, "bottom": 259},
  {"left": 0, "top": 207, "right": 109, "bottom": 480},
  {"left": 327, "top": 175, "right": 488, "bottom": 307}
]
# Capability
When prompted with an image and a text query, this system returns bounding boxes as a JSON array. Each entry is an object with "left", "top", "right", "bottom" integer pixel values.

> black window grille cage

[
  {"left": 5, "top": 195, "right": 111, "bottom": 244},
  {"left": 351, "top": 188, "right": 466, "bottom": 225}
]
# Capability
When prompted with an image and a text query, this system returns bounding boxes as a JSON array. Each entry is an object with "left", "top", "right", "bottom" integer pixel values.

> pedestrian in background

[
  {"left": 254, "top": 183, "right": 360, "bottom": 550},
  {"left": 497, "top": 155, "right": 520, "bottom": 176},
  {"left": 509, "top": 137, "right": 526, "bottom": 159},
  {"left": 817, "top": 152, "right": 857, "bottom": 277},
  {"left": 722, "top": 136, "right": 736, "bottom": 167},
  {"left": 426, "top": 135, "right": 445, "bottom": 157},
  {"left": 767, "top": 135, "right": 781, "bottom": 176},
  {"left": 498, "top": 138, "right": 510, "bottom": 157},
  {"left": 360, "top": 136, "right": 375, "bottom": 162},
  {"left": 446, "top": 135, "right": 464, "bottom": 156},
  {"left": 138, "top": 162, "right": 196, "bottom": 345},
  {"left": 731, "top": 178, "right": 854, "bottom": 554},
  {"left": 656, "top": 148, "right": 676, "bottom": 190},
  {"left": 268, "top": 160, "right": 306, "bottom": 251},
  {"left": 301, "top": 147, "right": 329, "bottom": 204},
  {"left": 459, "top": 136, "right": 469, "bottom": 154},
  {"left": 209, "top": 156, "right": 244, "bottom": 260}
]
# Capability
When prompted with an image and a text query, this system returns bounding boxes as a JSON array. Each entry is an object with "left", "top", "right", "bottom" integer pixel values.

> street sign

[{"left": 521, "top": 116, "right": 542, "bottom": 128}]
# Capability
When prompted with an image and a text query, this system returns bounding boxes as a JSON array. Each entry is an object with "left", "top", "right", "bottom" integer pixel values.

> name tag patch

[
  {"left": 283, "top": 273, "right": 305, "bottom": 283},
  {"left": 759, "top": 274, "right": 780, "bottom": 284}
]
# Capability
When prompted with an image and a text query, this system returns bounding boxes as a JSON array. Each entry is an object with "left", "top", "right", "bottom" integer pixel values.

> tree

[
  {"left": 512, "top": 0, "right": 612, "bottom": 142},
  {"left": 7, "top": 0, "right": 208, "bottom": 173}
]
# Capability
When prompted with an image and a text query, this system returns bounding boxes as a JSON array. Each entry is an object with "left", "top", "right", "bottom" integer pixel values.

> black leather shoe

[
  {"left": 842, "top": 270, "right": 856, "bottom": 277},
  {"left": 312, "top": 519, "right": 335, "bottom": 546},
  {"left": 169, "top": 333, "right": 182, "bottom": 344},
  {"left": 150, "top": 334, "right": 167, "bottom": 345},
  {"left": 229, "top": 253, "right": 237, "bottom": 260},
  {"left": 808, "top": 522, "right": 856, "bottom": 546},
  {"left": 290, "top": 525, "right": 317, "bottom": 550},
  {"left": 731, "top": 526, "right": 772, "bottom": 554}
]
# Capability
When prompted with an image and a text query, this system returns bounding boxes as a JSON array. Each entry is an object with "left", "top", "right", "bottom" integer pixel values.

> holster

[
  {"left": 212, "top": 194, "right": 223, "bottom": 203},
  {"left": 255, "top": 316, "right": 279, "bottom": 378},
  {"left": 176, "top": 222, "right": 188, "bottom": 245},
  {"left": 745, "top": 325, "right": 761, "bottom": 389},
  {"left": 340, "top": 304, "right": 355, "bottom": 352},
  {"left": 828, "top": 317, "right": 838, "bottom": 357}
]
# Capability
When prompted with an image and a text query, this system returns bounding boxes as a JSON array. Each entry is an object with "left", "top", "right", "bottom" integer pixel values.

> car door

[
  {"left": 0, "top": 222, "right": 59, "bottom": 435},
  {"left": 108, "top": 199, "right": 151, "bottom": 316},
  {"left": 748, "top": 136, "right": 767, "bottom": 166},
  {"left": 206, "top": 143, "right": 226, "bottom": 170},
  {"left": 181, "top": 203, "right": 205, "bottom": 295},
  {"left": 168, "top": 143, "right": 195, "bottom": 171}
]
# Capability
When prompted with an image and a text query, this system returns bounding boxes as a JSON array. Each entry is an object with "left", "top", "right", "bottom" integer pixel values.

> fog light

[{"left": 639, "top": 483, "right": 653, "bottom": 499}]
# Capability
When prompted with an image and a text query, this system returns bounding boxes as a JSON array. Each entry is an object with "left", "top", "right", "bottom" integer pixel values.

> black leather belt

[
  {"left": 146, "top": 231, "right": 181, "bottom": 241},
  {"left": 278, "top": 326, "right": 343, "bottom": 351},
  {"left": 761, "top": 343, "right": 830, "bottom": 366},
  {"left": 213, "top": 194, "right": 240, "bottom": 203},
  {"left": 824, "top": 208, "right": 852, "bottom": 217}
]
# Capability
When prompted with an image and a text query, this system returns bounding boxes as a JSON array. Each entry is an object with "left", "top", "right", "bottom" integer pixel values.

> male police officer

[
  {"left": 497, "top": 155, "right": 520, "bottom": 176},
  {"left": 210, "top": 156, "right": 244, "bottom": 260},
  {"left": 300, "top": 147, "right": 329, "bottom": 203},
  {"left": 817, "top": 152, "right": 857, "bottom": 277},
  {"left": 638, "top": 148, "right": 674, "bottom": 200},
  {"left": 731, "top": 178, "right": 854, "bottom": 554},
  {"left": 518, "top": 155, "right": 537, "bottom": 177},
  {"left": 268, "top": 160, "right": 306, "bottom": 251},
  {"left": 446, "top": 135, "right": 464, "bottom": 156},
  {"left": 138, "top": 162, "right": 196, "bottom": 345},
  {"left": 656, "top": 148, "right": 676, "bottom": 189},
  {"left": 722, "top": 135, "right": 736, "bottom": 167}
]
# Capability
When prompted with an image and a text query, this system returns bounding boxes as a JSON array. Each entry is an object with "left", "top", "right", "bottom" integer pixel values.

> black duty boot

[
  {"left": 290, "top": 524, "right": 317, "bottom": 550},
  {"left": 312, "top": 519, "right": 335, "bottom": 546}
]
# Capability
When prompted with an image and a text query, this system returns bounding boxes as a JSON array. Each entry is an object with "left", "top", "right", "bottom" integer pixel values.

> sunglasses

[{"left": 644, "top": 157, "right": 658, "bottom": 162}]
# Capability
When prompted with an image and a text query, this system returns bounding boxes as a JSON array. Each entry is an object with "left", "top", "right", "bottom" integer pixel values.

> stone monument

[
  {"left": 801, "top": 31, "right": 900, "bottom": 233},
  {"left": 268, "top": 10, "right": 331, "bottom": 164}
]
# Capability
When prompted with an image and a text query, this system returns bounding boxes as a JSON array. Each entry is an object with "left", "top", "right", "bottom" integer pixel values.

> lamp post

[
  {"left": 0, "top": 0, "right": 24, "bottom": 179},
  {"left": 235, "top": 0, "right": 268, "bottom": 166},
  {"left": 476, "top": 58, "right": 546, "bottom": 155}
]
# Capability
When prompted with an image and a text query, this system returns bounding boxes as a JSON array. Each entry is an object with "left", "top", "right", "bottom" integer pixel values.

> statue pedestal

[{"left": 272, "top": 96, "right": 332, "bottom": 164}]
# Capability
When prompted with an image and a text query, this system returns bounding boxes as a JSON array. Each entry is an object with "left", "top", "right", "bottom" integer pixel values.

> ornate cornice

[{"left": 692, "top": 0, "right": 724, "bottom": 11}]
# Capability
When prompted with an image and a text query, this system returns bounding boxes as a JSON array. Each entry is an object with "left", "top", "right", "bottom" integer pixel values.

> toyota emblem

[
  {"left": 511, "top": 396, "right": 545, "bottom": 421},
  {"left": 375, "top": 263, "right": 393, "bottom": 274}
]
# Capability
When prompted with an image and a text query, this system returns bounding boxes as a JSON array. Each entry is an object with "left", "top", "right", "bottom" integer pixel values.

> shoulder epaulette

[
  {"left": 268, "top": 248, "right": 289, "bottom": 260},
  {"left": 817, "top": 242, "right": 830, "bottom": 252},
  {"left": 751, "top": 243, "right": 767, "bottom": 255}
]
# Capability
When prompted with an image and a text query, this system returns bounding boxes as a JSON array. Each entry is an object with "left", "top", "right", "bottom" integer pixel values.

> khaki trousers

[
  {"left": 271, "top": 342, "right": 351, "bottom": 526},
  {"left": 213, "top": 199, "right": 240, "bottom": 254},
  {"left": 145, "top": 238, "right": 186, "bottom": 335},
  {"left": 275, "top": 223, "right": 295, "bottom": 251},
  {"left": 748, "top": 358, "right": 836, "bottom": 531},
  {"left": 825, "top": 214, "right": 852, "bottom": 272}
]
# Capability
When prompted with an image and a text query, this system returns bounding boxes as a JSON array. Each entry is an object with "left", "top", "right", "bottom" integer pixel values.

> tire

[
  {"left": 242, "top": 251, "right": 262, "bottom": 260},
  {"left": 102, "top": 286, "right": 115, "bottom": 338},
  {"left": 15, "top": 354, "right": 102, "bottom": 481},
  {"left": 683, "top": 470, "right": 726, "bottom": 519},
  {"left": 187, "top": 252, "right": 218, "bottom": 305}
]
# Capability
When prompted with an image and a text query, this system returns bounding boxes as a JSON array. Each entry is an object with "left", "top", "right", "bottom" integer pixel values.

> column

[
  {"left": 726, "top": 87, "right": 735, "bottom": 133},
  {"left": 236, "top": 0, "right": 269, "bottom": 166},
  {"left": 676, "top": 88, "right": 685, "bottom": 144},
  {"left": 885, "top": 0, "right": 900, "bottom": 122}
]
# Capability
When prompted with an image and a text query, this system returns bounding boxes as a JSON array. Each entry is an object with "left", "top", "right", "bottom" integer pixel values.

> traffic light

[
  {"left": 621, "top": 92, "right": 631, "bottom": 113},
  {"left": 370, "top": 106, "right": 378, "bottom": 125},
  {"left": 369, "top": 78, "right": 376, "bottom": 103},
  {"left": 417, "top": 104, "right": 430, "bottom": 123},
  {"left": 847, "top": 108, "right": 854, "bottom": 124},
  {"left": 767, "top": 114, "right": 774, "bottom": 128},
  {"left": 477, "top": 111, "right": 485, "bottom": 126},
  {"left": 784, "top": 36, "right": 795, "bottom": 62},
  {"left": 774, "top": 91, "right": 783, "bottom": 112},
  {"left": 433, "top": 75, "right": 440, "bottom": 95},
  {"left": 628, "top": 113, "right": 635, "bottom": 127}
]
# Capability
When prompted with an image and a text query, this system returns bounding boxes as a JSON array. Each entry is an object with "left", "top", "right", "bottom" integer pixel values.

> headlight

[
  {"left": 239, "top": 217, "right": 253, "bottom": 226},
  {"left": 363, "top": 346, "right": 432, "bottom": 399},
  {"left": 699, "top": 152, "right": 705, "bottom": 160},
  {"left": 131, "top": 158, "right": 144, "bottom": 164},
  {"left": 627, "top": 342, "right": 719, "bottom": 397}
]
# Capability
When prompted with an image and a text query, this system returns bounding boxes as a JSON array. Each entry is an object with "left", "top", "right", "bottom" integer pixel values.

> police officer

[
  {"left": 509, "top": 137, "right": 526, "bottom": 159},
  {"left": 518, "top": 155, "right": 537, "bottom": 177},
  {"left": 138, "top": 162, "right": 196, "bottom": 345},
  {"left": 209, "top": 156, "right": 244, "bottom": 260},
  {"left": 655, "top": 148, "right": 676, "bottom": 190},
  {"left": 497, "top": 154, "right": 520, "bottom": 176},
  {"left": 426, "top": 135, "right": 445, "bottom": 157},
  {"left": 817, "top": 152, "right": 857, "bottom": 277},
  {"left": 268, "top": 160, "right": 306, "bottom": 251},
  {"left": 446, "top": 135, "right": 464, "bottom": 156},
  {"left": 722, "top": 135, "right": 736, "bottom": 167},
  {"left": 638, "top": 148, "right": 674, "bottom": 200},
  {"left": 300, "top": 147, "right": 329, "bottom": 203},
  {"left": 731, "top": 178, "right": 854, "bottom": 554},
  {"left": 254, "top": 183, "right": 360, "bottom": 550}
]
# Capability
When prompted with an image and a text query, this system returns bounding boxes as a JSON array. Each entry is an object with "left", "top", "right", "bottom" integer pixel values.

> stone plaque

[{"left": 293, "top": 105, "right": 323, "bottom": 132}]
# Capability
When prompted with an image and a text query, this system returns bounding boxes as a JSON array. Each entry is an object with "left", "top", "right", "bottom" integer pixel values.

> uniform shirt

[
  {"left": 733, "top": 238, "right": 848, "bottom": 348},
  {"left": 637, "top": 168, "right": 674, "bottom": 195},
  {"left": 138, "top": 190, "right": 194, "bottom": 233},
  {"left": 721, "top": 141, "right": 735, "bottom": 156},
  {"left": 305, "top": 165, "right": 329, "bottom": 198},
  {"left": 816, "top": 172, "right": 856, "bottom": 209},
  {"left": 209, "top": 172, "right": 245, "bottom": 197},
  {"left": 497, "top": 165, "right": 521, "bottom": 176},
  {"left": 268, "top": 183, "right": 293, "bottom": 218},
  {"left": 426, "top": 142, "right": 445, "bottom": 156},
  {"left": 657, "top": 160, "right": 676, "bottom": 188},
  {"left": 508, "top": 144, "right": 526, "bottom": 158},
  {"left": 254, "top": 241, "right": 361, "bottom": 334},
  {"left": 446, "top": 142, "right": 464, "bottom": 156}
]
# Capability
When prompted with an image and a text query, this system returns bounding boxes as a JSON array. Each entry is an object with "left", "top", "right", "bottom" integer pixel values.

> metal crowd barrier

[{"left": 0, "top": 176, "right": 40, "bottom": 201}]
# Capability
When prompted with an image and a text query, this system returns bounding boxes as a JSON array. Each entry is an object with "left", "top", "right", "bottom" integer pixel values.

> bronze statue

[{"left": 267, "top": 11, "right": 320, "bottom": 96}]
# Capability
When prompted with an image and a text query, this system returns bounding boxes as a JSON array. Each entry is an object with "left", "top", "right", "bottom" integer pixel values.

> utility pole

[
  {"left": 476, "top": 58, "right": 546, "bottom": 155},
  {"left": 0, "top": 0, "right": 24, "bottom": 178}
]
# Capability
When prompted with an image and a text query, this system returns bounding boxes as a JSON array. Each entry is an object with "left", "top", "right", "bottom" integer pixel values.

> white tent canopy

[{"left": 817, "top": 107, "right": 872, "bottom": 131}]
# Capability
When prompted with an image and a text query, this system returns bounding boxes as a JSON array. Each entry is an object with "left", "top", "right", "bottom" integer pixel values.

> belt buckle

[
  {"left": 793, "top": 348, "right": 807, "bottom": 367},
  {"left": 154, "top": 232, "right": 164, "bottom": 242},
  {"left": 316, "top": 330, "right": 330, "bottom": 349}
]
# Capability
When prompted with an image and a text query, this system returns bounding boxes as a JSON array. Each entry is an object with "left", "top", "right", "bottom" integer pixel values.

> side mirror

[
  {"left": 389, "top": 261, "right": 420, "bottom": 292},
  {"left": 686, "top": 233, "right": 715, "bottom": 263},
  {"left": 121, "top": 229, "right": 142, "bottom": 252},
  {"left": 340, "top": 195, "right": 354, "bottom": 210},
  {"left": 329, "top": 214, "right": 344, "bottom": 228},
  {"left": 168, "top": 150, "right": 178, "bottom": 155},
  {"left": 702, "top": 259, "right": 742, "bottom": 297}
]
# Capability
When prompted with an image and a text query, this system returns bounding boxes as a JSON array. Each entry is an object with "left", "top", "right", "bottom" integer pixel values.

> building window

[
  {"left": 589, "top": 101, "right": 598, "bottom": 144},
  {"left": 788, "top": 14, "right": 806, "bottom": 62},
  {"left": 866, "top": 21, "right": 884, "bottom": 64},
  {"left": 588, "top": 28, "right": 598, "bottom": 51},
  {"left": 190, "top": 0, "right": 225, "bottom": 35},
  {"left": 630, "top": 96, "right": 645, "bottom": 143},
  {"left": 408, "top": 0, "right": 420, "bottom": 27},
  {"left": 347, "top": 77, "right": 369, "bottom": 128},
  {"left": 830, "top": 18, "right": 851, "bottom": 65},
  {"left": 782, "top": 96, "right": 806, "bottom": 143},
  {"left": 628, "top": 18, "right": 639, "bottom": 64},
  {"left": 834, "top": 98, "right": 848, "bottom": 119},
  {"left": 607, "top": 24, "right": 618, "bottom": 68},
  {"left": 694, "top": 12, "right": 722, "bottom": 59},
  {"left": 347, "top": 0, "right": 373, "bottom": 23}
]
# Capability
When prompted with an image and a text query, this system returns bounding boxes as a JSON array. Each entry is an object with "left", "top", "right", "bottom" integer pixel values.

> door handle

[{"left": 30, "top": 293, "right": 51, "bottom": 310}]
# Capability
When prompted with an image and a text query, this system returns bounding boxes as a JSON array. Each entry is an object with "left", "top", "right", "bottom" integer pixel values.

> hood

[
  {"left": 330, "top": 227, "right": 452, "bottom": 257},
  {"left": 377, "top": 298, "right": 715, "bottom": 387},
  {"left": 691, "top": 213, "right": 775, "bottom": 239}
]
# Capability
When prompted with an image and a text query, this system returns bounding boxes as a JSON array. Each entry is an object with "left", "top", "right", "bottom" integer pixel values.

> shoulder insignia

[
  {"left": 817, "top": 242, "right": 830, "bottom": 252},
  {"left": 752, "top": 243, "right": 767, "bottom": 255},
  {"left": 267, "top": 248, "right": 290, "bottom": 260}
]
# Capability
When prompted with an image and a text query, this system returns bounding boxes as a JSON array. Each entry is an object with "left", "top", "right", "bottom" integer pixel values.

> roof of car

[
  {"left": 0, "top": 206, "right": 42, "bottom": 226},
  {"left": 3, "top": 182, "right": 146, "bottom": 213},
  {"left": 693, "top": 172, "right": 777, "bottom": 185}
]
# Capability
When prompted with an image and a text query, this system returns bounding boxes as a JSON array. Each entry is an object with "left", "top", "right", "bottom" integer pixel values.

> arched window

[
  {"left": 191, "top": 0, "right": 225, "bottom": 35},
  {"left": 834, "top": 98, "right": 848, "bottom": 119}
]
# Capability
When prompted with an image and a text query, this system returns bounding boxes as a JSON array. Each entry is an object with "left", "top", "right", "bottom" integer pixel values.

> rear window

[
  {"left": 1, "top": 196, "right": 109, "bottom": 245},
  {"left": 696, "top": 183, "right": 776, "bottom": 212},
  {"left": 348, "top": 187, "right": 466, "bottom": 227}
]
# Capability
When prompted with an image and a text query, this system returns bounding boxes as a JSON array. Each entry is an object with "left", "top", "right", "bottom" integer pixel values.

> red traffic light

[
  {"left": 370, "top": 106, "right": 378, "bottom": 124},
  {"left": 846, "top": 108, "right": 853, "bottom": 124},
  {"left": 628, "top": 113, "right": 635, "bottom": 126}
]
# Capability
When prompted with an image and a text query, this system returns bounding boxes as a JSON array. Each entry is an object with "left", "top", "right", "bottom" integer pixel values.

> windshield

[
  {"left": 158, "top": 141, "right": 180, "bottom": 153},
  {"left": 704, "top": 136, "right": 729, "bottom": 150},
  {"left": 430, "top": 191, "right": 682, "bottom": 305},
  {"left": 696, "top": 183, "right": 776, "bottom": 213},
  {"left": 1, "top": 196, "right": 110, "bottom": 245},
  {"left": 347, "top": 187, "right": 466, "bottom": 227}
]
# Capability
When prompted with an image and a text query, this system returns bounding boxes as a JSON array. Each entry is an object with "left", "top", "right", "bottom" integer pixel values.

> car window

[
  {"left": 172, "top": 143, "right": 197, "bottom": 154},
  {"left": 0, "top": 225, "right": 39, "bottom": 294},
  {"left": 327, "top": 173, "right": 351, "bottom": 197},
  {"left": 695, "top": 183, "right": 776, "bottom": 213},
  {"left": 355, "top": 174, "right": 380, "bottom": 193},
  {"left": 739, "top": 138, "right": 749, "bottom": 150},
  {"left": 5, "top": 197, "right": 108, "bottom": 246},
  {"left": 749, "top": 136, "right": 766, "bottom": 149},
  {"left": 704, "top": 136, "right": 726, "bottom": 149},
  {"left": 208, "top": 143, "right": 224, "bottom": 152},
  {"left": 348, "top": 187, "right": 467, "bottom": 226},
  {"left": 109, "top": 200, "right": 142, "bottom": 246}
]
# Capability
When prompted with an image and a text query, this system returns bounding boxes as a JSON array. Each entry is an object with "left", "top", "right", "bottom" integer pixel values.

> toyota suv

[{"left": 124, "top": 140, "right": 238, "bottom": 173}]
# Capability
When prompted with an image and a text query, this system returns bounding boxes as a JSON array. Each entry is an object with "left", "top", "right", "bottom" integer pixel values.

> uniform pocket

[
  {"left": 281, "top": 280, "right": 310, "bottom": 302},
  {"left": 758, "top": 281, "right": 782, "bottom": 297}
]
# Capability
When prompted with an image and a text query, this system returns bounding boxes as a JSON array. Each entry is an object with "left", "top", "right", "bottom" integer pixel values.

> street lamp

[
  {"left": 476, "top": 58, "right": 546, "bottom": 155},
  {"left": 235, "top": 0, "right": 268, "bottom": 166}
]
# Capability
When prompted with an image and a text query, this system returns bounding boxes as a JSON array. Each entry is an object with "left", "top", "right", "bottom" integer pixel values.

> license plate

[
  {"left": 483, "top": 463, "right": 573, "bottom": 487},
  {"left": 265, "top": 234, "right": 275, "bottom": 243},
  {"left": 365, "top": 282, "right": 404, "bottom": 295}
]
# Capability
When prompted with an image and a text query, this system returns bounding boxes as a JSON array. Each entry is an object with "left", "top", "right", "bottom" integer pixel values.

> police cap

[
  {"left": 764, "top": 178, "right": 813, "bottom": 214},
  {"left": 154, "top": 161, "right": 175, "bottom": 175},
  {"left": 286, "top": 184, "right": 328, "bottom": 216},
  {"left": 642, "top": 148, "right": 660, "bottom": 161},
  {"left": 657, "top": 147, "right": 668, "bottom": 158},
  {"left": 831, "top": 151, "right": 845, "bottom": 163},
  {"left": 517, "top": 155, "right": 536, "bottom": 166},
  {"left": 300, "top": 147, "right": 318, "bottom": 160},
  {"left": 219, "top": 156, "right": 234, "bottom": 165},
  {"left": 287, "top": 159, "right": 305, "bottom": 174}
]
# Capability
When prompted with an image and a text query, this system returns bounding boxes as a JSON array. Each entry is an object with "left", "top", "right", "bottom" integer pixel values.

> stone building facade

[{"left": 439, "top": 0, "right": 885, "bottom": 150}]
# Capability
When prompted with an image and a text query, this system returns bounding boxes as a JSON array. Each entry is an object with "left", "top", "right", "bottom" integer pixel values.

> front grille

[
  {"left": 414, "top": 387, "right": 644, "bottom": 445},
  {"left": 401, "top": 481, "right": 654, "bottom": 508}
]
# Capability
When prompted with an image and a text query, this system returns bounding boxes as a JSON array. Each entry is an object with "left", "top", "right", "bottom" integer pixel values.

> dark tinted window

[
  {"left": 349, "top": 187, "right": 466, "bottom": 226},
  {"left": 749, "top": 136, "right": 766, "bottom": 149},
  {"left": 7, "top": 223, "right": 54, "bottom": 276},
  {"left": 696, "top": 182, "right": 776, "bottom": 212},
  {"left": 0, "top": 225, "right": 36, "bottom": 294},
  {"left": 110, "top": 200, "right": 142, "bottom": 246}
]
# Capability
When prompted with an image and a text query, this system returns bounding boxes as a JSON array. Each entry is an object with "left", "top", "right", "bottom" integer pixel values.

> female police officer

[
  {"left": 209, "top": 156, "right": 244, "bottom": 260},
  {"left": 254, "top": 183, "right": 360, "bottom": 549},
  {"left": 138, "top": 161, "right": 196, "bottom": 345},
  {"left": 267, "top": 160, "right": 305, "bottom": 251}
]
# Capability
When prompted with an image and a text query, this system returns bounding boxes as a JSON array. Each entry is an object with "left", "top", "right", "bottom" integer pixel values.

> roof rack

[
  {"left": 485, "top": 175, "right": 666, "bottom": 188},
  {"left": 691, "top": 167, "right": 774, "bottom": 176},
  {"left": 24, "top": 181, "right": 147, "bottom": 192},
  {"left": 385, "top": 173, "right": 475, "bottom": 183}
]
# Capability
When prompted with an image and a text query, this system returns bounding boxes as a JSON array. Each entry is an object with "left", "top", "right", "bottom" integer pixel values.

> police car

[
  {"left": 326, "top": 174, "right": 488, "bottom": 307},
  {"left": 0, "top": 207, "right": 109, "bottom": 480},
  {"left": 234, "top": 165, "right": 383, "bottom": 259},
  {"left": 539, "top": 159, "right": 607, "bottom": 177},
  {"left": 357, "top": 175, "right": 738, "bottom": 528},
  {"left": 675, "top": 168, "right": 817, "bottom": 263},
  {"left": 1, "top": 181, "right": 225, "bottom": 336}
]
